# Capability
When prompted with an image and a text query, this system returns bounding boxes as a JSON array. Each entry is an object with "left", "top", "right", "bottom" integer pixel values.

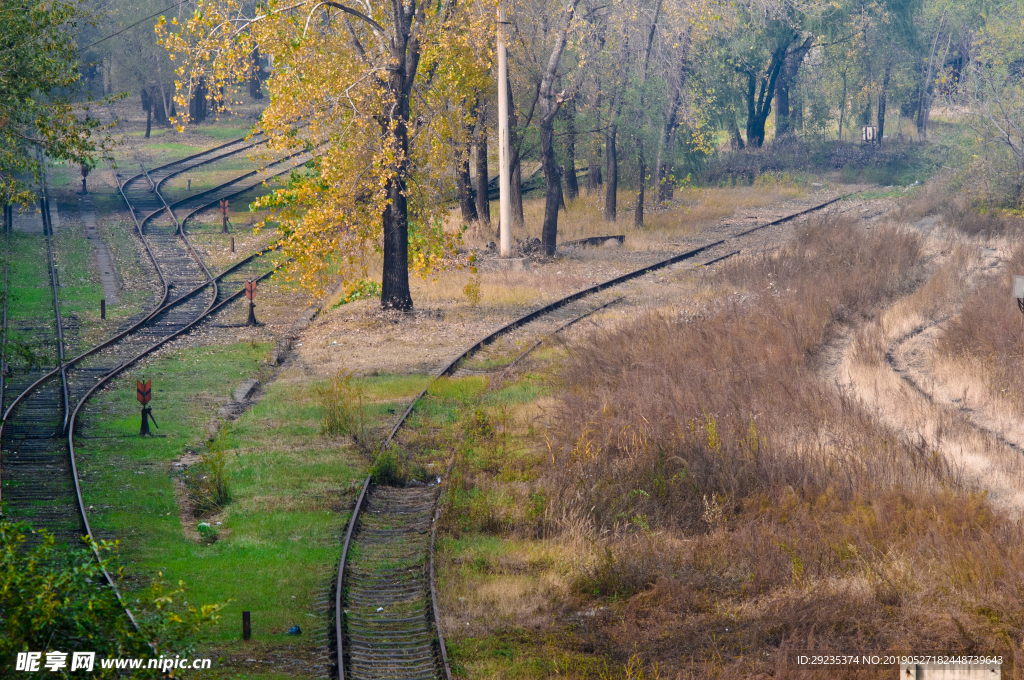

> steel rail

[
  {"left": 113, "top": 134, "right": 257, "bottom": 203},
  {"left": 1, "top": 204, "right": 10, "bottom": 417},
  {"left": 38, "top": 184, "right": 71, "bottom": 436},
  {"left": 334, "top": 190, "right": 857, "bottom": 680}
]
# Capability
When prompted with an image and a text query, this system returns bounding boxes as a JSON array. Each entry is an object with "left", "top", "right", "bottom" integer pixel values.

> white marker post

[{"left": 497, "top": 2, "right": 511, "bottom": 258}]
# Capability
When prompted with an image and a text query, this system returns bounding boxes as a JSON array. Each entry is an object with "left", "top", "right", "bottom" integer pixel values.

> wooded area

[{"left": 3, "top": 0, "right": 1024, "bottom": 305}]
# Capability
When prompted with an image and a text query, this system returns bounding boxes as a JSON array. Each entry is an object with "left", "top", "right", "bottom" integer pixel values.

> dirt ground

[
  {"left": 295, "top": 185, "right": 886, "bottom": 380},
  {"left": 819, "top": 217, "right": 1024, "bottom": 518}
]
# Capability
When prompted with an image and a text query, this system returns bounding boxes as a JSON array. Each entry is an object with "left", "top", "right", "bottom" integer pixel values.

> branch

[{"left": 322, "top": 1, "right": 386, "bottom": 34}]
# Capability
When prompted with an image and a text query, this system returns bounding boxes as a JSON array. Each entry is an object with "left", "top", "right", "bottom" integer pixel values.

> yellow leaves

[{"left": 161, "top": 0, "right": 490, "bottom": 297}]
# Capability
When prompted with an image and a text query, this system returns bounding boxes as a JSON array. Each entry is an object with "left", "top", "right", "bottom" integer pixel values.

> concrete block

[{"left": 233, "top": 379, "right": 260, "bottom": 402}]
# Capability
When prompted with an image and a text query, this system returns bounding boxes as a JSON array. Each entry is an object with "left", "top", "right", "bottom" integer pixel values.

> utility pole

[{"left": 497, "top": 2, "right": 511, "bottom": 258}]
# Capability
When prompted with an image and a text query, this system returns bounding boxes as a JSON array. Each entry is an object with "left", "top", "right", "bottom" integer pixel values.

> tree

[
  {"left": 946, "top": 1, "right": 1024, "bottom": 204},
  {"left": 537, "top": 0, "right": 585, "bottom": 255},
  {"left": 0, "top": 1, "right": 116, "bottom": 205},
  {"left": 160, "top": 0, "right": 490, "bottom": 307}
]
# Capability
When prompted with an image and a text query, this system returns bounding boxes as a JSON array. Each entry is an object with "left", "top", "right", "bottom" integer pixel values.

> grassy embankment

[{"left": 412, "top": 209, "right": 1024, "bottom": 678}]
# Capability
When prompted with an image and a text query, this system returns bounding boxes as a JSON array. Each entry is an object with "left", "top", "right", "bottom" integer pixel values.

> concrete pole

[{"left": 497, "top": 2, "right": 511, "bottom": 258}]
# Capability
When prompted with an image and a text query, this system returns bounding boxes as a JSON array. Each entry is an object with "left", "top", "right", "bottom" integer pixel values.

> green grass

[
  {"left": 75, "top": 356, "right": 456, "bottom": 674},
  {"left": 76, "top": 344, "right": 364, "bottom": 651},
  {"left": 5, "top": 230, "right": 58, "bottom": 365},
  {"left": 446, "top": 629, "right": 601, "bottom": 679}
]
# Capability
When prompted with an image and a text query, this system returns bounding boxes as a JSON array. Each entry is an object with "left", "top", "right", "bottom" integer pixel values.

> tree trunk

[
  {"left": 917, "top": 16, "right": 947, "bottom": 139},
  {"left": 657, "top": 125, "right": 677, "bottom": 201},
  {"left": 563, "top": 101, "right": 579, "bottom": 200},
  {"left": 631, "top": 0, "right": 662, "bottom": 228},
  {"left": 382, "top": 171, "right": 412, "bottom": 310},
  {"left": 729, "top": 117, "right": 745, "bottom": 150},
  {"left": 379, "top": 1, "right": 423, "bottom": 311},
  {"left": 538, "top": 0, "right": 582, "bottom": 257},
  {"left": 507, "top": 80, "right": 526, "bottom": 229},
  {"left": 511, "top": 160, "right": 524, "bottom": 229},
  {"left": 456, "top": 152, "right": 477, "bottom": 222},
  {"left": 475, "top": 111, "right": 490, "bottom": 225},
  {"left": 540, "top": 122, "right": 562, "bottom": 254},
  {"left": 587, "top": 136, "right": 603, "bottom": 192},
  {"left": 456, "top": 100, "right": 478, "bottom": 223},
  {"left": 775, "top": 37, "right": 812, "bottom": 137},
  {"left": 380, "top": 81, "right": 413, "bottom": 310},
  {"left": 653, "top": 29, "right": 691, "bottom": 203},
  {"left": 878, "top": 56, "right": 892, "bottom": 143},
  {"left": 141, "top": 88, "right": 152, "bottom": 139},
  {"left": 838, "top": 70, "right": 847, "bottom": 141},
  {"left": 190, "top": 77, "right": 208, "bottom": 124},
  {"left": 604, "top": 127, "right": 617, "bottom": 221},
  {"left": 744, "top": 42, "right": 789, "bottom": 148},
  {"left": 634, "top": 154, "right": 646, "bottom": 228},
  {"left": 587, "top": 84, "right": 603, "bottom": 193},
  {"left": 558, "top": 166, "right": 567, "bottom": 211},
  {"left": 249, "top": 47, "right": 264, "bottom": 99}
]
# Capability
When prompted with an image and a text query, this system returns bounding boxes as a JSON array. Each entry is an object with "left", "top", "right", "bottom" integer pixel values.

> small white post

[{"left": 497, "top": 1, "right": 511, "bottom": 258}]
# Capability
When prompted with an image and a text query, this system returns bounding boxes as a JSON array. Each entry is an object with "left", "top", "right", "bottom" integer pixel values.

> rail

[{"left": 333, "top": 189, "right": 859, "bottom": 680}]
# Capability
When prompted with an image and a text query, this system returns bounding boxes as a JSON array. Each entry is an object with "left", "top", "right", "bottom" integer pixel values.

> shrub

[
  {"left": 186, "top": 435, "right": 231, "bottom": 517},
  {"left": 0, "top": 518, "right": 222, "bottom": 675},
  {"left": 333, "top": 279, "right": 381, "bottom": 307},
  {"left": 371, "top": 449, "right": 406, "bottom": 486}
]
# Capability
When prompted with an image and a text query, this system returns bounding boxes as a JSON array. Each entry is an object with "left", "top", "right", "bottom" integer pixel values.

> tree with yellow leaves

[{"left": 159, "top": 0, "right": 492, "bottom": 308}]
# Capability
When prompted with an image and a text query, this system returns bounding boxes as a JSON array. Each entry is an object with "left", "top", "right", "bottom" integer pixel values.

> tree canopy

[{"left": 0, "top": 1, "right": 116, "bottom": 205}]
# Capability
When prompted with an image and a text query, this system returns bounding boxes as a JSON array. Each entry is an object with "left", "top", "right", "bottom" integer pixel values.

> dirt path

[{"left": 820, "top": 221, "right": 1024, "bottom": 516}]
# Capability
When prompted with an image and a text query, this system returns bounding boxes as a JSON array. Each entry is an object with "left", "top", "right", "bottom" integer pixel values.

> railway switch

[
  {"left": 136, "top": 379, "right": 158, "bottom": 436},
  {"left": 244, "top": 280, "right": 258, "bottom": 326}
]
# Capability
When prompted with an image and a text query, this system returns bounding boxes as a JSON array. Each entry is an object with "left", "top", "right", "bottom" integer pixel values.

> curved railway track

[
  {"left": 333, "top": 190, "right": 861, "bottom": 680},
  {"left": 0, "top": 138, "right": 299, "bottom": 523}
]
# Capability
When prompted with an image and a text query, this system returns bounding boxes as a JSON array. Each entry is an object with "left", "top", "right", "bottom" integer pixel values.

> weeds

[
  {"left": 938, "top": 243, "right": 1024, "bottom": 413},
  {"left": 186, "top": 434, "right": 231, "bottom": 517},
  {"left": 370, "top": 449, "right": 406, "bottom": 486},
  {"left": 463, "top": 277, "right": 482, "bottom": 307},
  {"left": 532, "top": 214, "right": 1024, "bottom": 671},
  {"left": 316, "top": 369, "right": 365, "bottom": 438}
]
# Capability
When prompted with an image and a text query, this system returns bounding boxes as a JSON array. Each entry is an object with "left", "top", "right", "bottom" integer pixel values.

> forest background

[{"left": 31, "top": 0, "right": 1018, "bottom": 308}]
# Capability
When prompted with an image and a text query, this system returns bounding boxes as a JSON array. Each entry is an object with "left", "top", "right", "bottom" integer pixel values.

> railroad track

[
  {"left": 0, "top": 180, "right": 79, "bottom": 538},
  {"left": 332, "top": 191, "right": 859, "bottom": 679},
  {"left": 1, "top": 137, "right": 310, "bottom": 567}
]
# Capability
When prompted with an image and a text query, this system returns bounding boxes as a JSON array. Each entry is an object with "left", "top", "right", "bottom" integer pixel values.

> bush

[
  {"left": 333, "top": 279, "right": 381, "bottom": 307},
  {"left": 463, "top": 277, "right": 481, "bottom": 307},
  {"left": 0, "top": 518, "right": 222, "bottom": 677}
]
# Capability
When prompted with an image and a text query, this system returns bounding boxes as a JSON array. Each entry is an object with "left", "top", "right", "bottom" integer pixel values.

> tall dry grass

[
  {"left": 457, "top": 185, "right": 807, "bottom": 253},
  {"left": 938, "top": 244, "right": 1024, "bottom": 414},
  {"left": 542, "top": 215, "right": 1024, "bottom": 675}
]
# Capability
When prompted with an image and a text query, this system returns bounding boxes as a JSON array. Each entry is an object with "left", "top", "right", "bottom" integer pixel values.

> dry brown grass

[
  {"left": 456, "top": 185, "right": 806, "bottom": 253},
  {"left": 939, "top": 244, "right": 1024, "bottom": 414},
  {"left": 537, "top": 215, "right": 1024, "bottom": 676}
]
